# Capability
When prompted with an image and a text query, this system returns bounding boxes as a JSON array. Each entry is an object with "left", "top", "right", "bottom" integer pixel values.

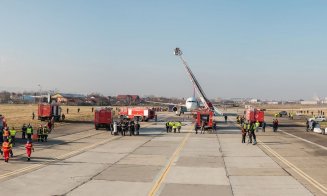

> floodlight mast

[{"left": 174, "top": 48, "right": 214, "bottom": 111}]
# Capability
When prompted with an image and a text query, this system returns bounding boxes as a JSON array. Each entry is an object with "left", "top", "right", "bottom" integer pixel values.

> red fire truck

[
  {"left": 38, "top": 103, "right": 61, "bottom": 121},
  {"left": 194, "top": 109, "right": 215, "bottom": 130},
  {"left": 119, "top": 107, "right": 156, "bottom": 121},
  {"left": 245, "top": 108, "right": 265, "bottom": 124},
  {"left": 94, "top": 107, "right": 113, "bottom": 130}
]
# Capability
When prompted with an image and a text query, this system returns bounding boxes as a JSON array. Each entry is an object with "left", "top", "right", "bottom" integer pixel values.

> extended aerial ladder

[{"left": 174, "top": 48, "right": 223, "bottom": 116}]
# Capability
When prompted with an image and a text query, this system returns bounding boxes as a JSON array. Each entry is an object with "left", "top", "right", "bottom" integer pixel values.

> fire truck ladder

[{"left": 174, "top": 48, "right": 223, "bottom": 116}]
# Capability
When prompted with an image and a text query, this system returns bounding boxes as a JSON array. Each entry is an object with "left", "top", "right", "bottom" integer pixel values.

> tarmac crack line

[{"left": 258, "top": 139, "right": 327, "bottom": 195}]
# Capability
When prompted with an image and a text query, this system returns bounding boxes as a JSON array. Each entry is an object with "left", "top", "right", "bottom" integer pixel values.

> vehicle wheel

[{"left": 95, "top": 124, "right": 99, "bottom": 130}]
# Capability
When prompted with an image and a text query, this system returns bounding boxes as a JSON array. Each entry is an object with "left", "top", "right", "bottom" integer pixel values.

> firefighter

[
  {"left": 22, "top": 124, "right": 27, "bottom": 139},
  {"left": 135, "top": 121, "right": 140, "bottom": 135},
  {"left": 3, "top": 127, "right": 9, "bottom": 141},
  {"left": 262, "top": 121, "right": 266, "bottom": 132},
  {"left": 2, "top": 139, "right": 10, "bottom": 162},
  {"left": 177, "top": 121, "right": 182, "bottom": 133},
  {"left": 201, "top": 120, "right": 206, "bottom": 134},
  {"left": 130, "top": 121, "right": 135, "bottom": 136},
  {"left": 113, "top": 121, "right": 117, "bottom": 135},
  {"left": 242, "top": 121, "right": 247, "bottom": 143},
  {"left": 128, "top": 121, "right": 133, "bottom": 136},
  {"left": 37, "top": 125, "right": 43, "bottom": 142},
  {"left": 26, "top": 124, "right": 33, "bottom": 140},
  {"left": 25, "top": 140, "right": 34, "bottom": 161},
  {"left": 43, "top": 125, "right": 49, "bottom": 142},
  {"left": 121, "top": 121, "right": 126, "bottom": 136},
  {"left": 9, "top": 127, "right": 16, "bottom": 146}
]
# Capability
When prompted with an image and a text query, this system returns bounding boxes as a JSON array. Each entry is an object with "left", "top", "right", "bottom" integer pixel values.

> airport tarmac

[{"left": 0, "top": 112, "right": 325, "bottom": 196}]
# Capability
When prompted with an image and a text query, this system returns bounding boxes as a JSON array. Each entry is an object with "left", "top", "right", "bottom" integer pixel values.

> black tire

[{"left": 95, "top": 124, "right": 99, "bottom": 130}]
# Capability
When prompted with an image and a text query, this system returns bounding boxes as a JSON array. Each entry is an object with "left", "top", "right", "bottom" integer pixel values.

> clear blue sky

[{"left": 0, "top": 0, "right": 326, "bottom": 100}]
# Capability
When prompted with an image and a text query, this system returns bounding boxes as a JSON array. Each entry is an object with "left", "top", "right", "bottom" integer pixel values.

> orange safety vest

[
  {"left": 3, "top": 130, "right": 9, "bottom": 137},
  {"left": 2, "top": 142, "right": 10, "bottom": 152},
  {"left": 25, "top": 143, "right": 33, "bottom": 149}
]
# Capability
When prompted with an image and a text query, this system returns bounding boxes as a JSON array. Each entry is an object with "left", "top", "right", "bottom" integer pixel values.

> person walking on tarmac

[
  {"left": 26, "top": 124, "right": 33, "bottom": 140},
  {"left": 43, "top": 125, "right": 49, "bottom": 142},
  {"left": 246, "top": 121, "right": 252, "bottom": 143},
  {"left": 25, "top": 140, "right": 34, "bottom": 161},
  {"left": 2, "top": 139, "right": 11, "bottom": 162},
  {"left": 224, "top": 115, "right": 228, "bottom": 123},
  {"left": 9, "top": 127, "right": 16, "bottom": 146}
]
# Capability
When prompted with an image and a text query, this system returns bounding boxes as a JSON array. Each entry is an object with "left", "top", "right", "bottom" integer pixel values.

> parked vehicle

[
  {"left": 38, "top": 103, "right": 61, "bottom": 121},
  {"left": 94, "top": 107, "right": 113, "bottom": 130},
  {"left": 118, "top": 107, "right": 156, "bottom": 121}
]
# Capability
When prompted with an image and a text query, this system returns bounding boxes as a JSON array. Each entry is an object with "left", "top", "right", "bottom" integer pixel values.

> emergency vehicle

[
  {"left": 119, "top": 107, "right": 156, "bottom": 121},
  {"left": 245, "top": 108, "right": 265, "bottom": 124},
  {"left": 94, "top": 107, "right": 113, "bottom": 130},
  {"left": 194, "top": 109, "right": 215, "bottom": 130},
  {"left": 38, "top": 102, "right": 61, "bottom": 121}
]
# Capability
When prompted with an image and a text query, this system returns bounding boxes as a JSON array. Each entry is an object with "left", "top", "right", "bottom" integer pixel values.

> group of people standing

[
  {"left": 272, "top": 119, "right": 279, "bottom": 132},
  {"left": 0, "top": 124, "right": 35, "bottom": 162},
  {"left": 241, "top": 121, "right": 264, "bottom": 145},
  {"left": 165, "top": 121, "right": 182, "bottom": 133},
  {"left": 112, "top": 120, "right": 140, "bottom": 136}
]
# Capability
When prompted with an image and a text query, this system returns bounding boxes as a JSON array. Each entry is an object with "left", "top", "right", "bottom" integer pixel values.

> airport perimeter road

[{"left": 0, "top": 113, "right": 317, "bottom": 196}]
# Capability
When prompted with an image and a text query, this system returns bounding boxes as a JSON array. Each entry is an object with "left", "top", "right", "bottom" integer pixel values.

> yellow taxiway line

[{"left": 148, "top": 132, "right": 190, "bottom": 196}]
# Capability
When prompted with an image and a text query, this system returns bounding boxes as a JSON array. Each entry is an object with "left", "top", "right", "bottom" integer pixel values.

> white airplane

[{"left": 145, "top": 96, "right": 200, "bottom": 115}]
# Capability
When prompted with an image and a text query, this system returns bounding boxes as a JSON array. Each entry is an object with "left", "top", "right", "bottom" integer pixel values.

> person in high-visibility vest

[
  {"left": 176, "top": 121, "right": 182, "bottom": 133},
  {"left": 255, "top": 121, "right": 260, "bottom": 132},
  {"left": 3, "top": 127, "right": 9, "bottom": 141},
  {"left": 37, "top": 125, "right": 43, "bottom": 142},
  {"left": 2, "top": 139, "right": 11, "bottom": 162},
  {"left": 25, "top": 140, "right": 34, "bottom": 161},
  {"left": 250, "top": 123, "right": 257, "bottom": 145},
  {"left": 172, "top": 122, "right": 177, "bottom": 133},
  {"left": 8, "top": 136, "right": 14, "bottom": 157},
  {"left": 26, "top": 124, "right": 33, "bottom": 140},
  {"left": 9, "top": 127, "right": 17, "bottom": 146}
]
